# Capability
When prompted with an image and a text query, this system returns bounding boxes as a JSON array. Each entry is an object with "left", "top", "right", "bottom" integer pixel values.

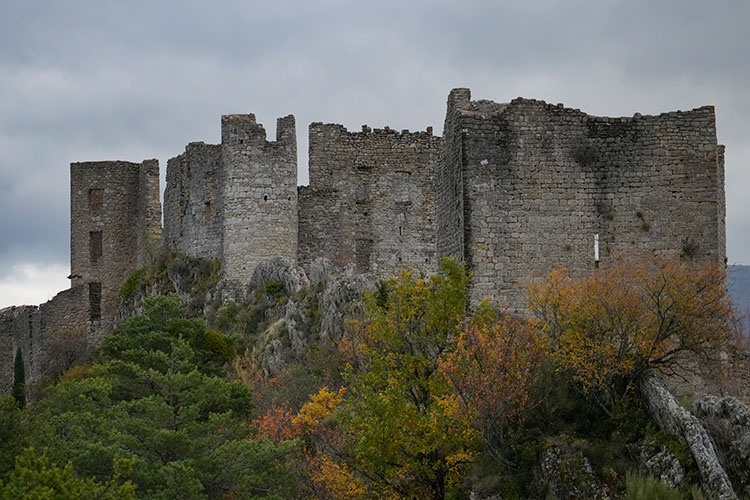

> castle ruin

[{"left": 0, "top": 88, "right": 726, "bottom": 393}]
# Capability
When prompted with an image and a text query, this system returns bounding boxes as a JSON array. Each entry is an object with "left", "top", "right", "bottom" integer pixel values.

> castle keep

[{"left": 0, "top": 88, "right": 726, "bottom": 393}]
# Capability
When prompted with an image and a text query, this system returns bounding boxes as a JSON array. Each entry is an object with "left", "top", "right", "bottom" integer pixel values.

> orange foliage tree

[
  {"left": 437, "top": 313, "right": 545, "bottom": 464},
  {"left": 527, "top": 256, "right": 737, "bottom": 411}
]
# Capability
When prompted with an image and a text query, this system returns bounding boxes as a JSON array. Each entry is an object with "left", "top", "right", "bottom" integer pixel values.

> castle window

[
  {"left": 89, "top": 189, "right": 103, "bottom": 213},
  {"left": 89, "top": 282, "right": 102, "bottom": 321},
  {"left": 204, "top": 201, "right": 213, "bottom": 218},
  {"left": 90, "top": 231, "right": 103, "bottom": 263},
  {"left": 263, "top": 195, "right": 268, "bottom": 201}
]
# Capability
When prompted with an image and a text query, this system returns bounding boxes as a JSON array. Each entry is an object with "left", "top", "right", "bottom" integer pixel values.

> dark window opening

[
  {"left": 263, "top": 195, "right": 268, "bottom": 201},
  {"left": 89, "top": 282, "right": 102, "bottom": 321},
  {"left": 356, "top": 239, "right": 373, "bottom": 272},
  {"left": 90, "top": 231, "right": 103, "bottom": 263},
  {"left": 204, "top": 200, "right": 213, "bottom": 218},
  {"left": 89, "top": 189, "right": 103, "bottom": 212}
]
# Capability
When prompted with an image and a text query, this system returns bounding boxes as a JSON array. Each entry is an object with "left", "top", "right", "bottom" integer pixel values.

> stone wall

[
  {"left": 0, "top": 305, "right": 38, "bottom": 394},
  {"left": 221, "top": 114, "right": 298, "bottom": 285},
  {"left": 0, "top": 286, "right": 88, "bottom": 392},
  {"left": 439, "top": 89, "right": 725, "bottom": 310},
  {"left": 164, "top": 143, "right": 223, "bottom": 260},
  {"left": 70, "top": 160, "right": 161, "bottom": 333},
  {"left": 299, "top": 123, "right": 440, "bottom": 278}
]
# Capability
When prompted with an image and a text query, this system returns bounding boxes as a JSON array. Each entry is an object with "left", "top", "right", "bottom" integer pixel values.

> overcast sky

[{"left": 1, "top": 0, "right": 748, "bottom": 307}]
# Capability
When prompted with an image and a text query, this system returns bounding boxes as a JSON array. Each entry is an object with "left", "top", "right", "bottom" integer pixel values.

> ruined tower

[
  {"left": 220, "top": 114, "right": 298, "bottom": 285},
  {"left": 437, "top": 89, "right": 726, "bottom": 309},
  {"left": 70, "top": 159, "right": 162, "bottom": 333}
]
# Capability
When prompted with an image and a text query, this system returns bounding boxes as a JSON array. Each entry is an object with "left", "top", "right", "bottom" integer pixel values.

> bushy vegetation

[{"left": 2, "top": 256, "right": 742, "bottom": 499}]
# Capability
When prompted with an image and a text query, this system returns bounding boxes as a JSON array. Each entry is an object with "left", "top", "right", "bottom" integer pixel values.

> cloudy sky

[{"left": 1, "top": 0, "right": 748, "bottom": 307}]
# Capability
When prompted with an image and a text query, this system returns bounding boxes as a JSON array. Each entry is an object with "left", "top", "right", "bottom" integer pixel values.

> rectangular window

[
  {"left": 90, "top": 231, "right": 102, "bottom": 263},
  {"left": 89, "top": 282, "right": 102, "bottom": 321},
  {"left": 89, "top": 189, "right": 103, "bottom": 212}
]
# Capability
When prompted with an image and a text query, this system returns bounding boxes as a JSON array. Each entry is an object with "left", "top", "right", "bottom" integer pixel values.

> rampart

[
  {"left": 439, "top": 89, "right": 725, "bottom": 308},
  {"left": 299, "top": 123, "right": 440, "bottom": 277},
  {"left": 0, "top": 88, "right": 727, "bottom": 393}
]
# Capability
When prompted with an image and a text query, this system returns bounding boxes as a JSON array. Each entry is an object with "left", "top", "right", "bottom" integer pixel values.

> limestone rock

[
  {"left": 641, "top": 376, "right": 736, "bottom": 499},
  {"left": 539, "top": 445, "right": 609, "bottom": 500},
  {"left": 319, "top": 270, "right": 374, "bottom": 342},
  {"left": 309, "top": 257, "right": 333, "bottom": 287},
  {"left": 635, "top": 443, "right": 685, "bottom": 487},
  {"left": 248, "top": 257, "right": 309, "bottom": 297},
  {"left": 692, "top": 395, "right": 750, "bottom": 495}
]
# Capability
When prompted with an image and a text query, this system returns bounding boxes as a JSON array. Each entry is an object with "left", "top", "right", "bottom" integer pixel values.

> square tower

[{"left": 70, "top": 160, "right": 161, "bottom": 333}]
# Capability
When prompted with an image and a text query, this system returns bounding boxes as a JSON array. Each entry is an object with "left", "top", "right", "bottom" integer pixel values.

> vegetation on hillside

[{"left": 1, "top": 256, "right": 744, "bottom": 499}]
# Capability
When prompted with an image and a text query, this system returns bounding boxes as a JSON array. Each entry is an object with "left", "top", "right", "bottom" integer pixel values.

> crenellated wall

[
  {"left": 220, "top": 114, "right": 298, "bottom": 285},
  {"left": 300, "top": 123, "right": 440, "bottom": 278}
]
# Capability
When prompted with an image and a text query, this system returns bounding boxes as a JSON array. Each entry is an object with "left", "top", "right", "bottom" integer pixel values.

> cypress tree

[{"left": 12, "top": 348, "right": 25, "bottom": 409}]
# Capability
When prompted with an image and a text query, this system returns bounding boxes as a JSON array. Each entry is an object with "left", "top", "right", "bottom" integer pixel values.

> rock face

[
  {"left": 693, "top": 395, "right": 750, "bottom": 495},
  {"left": 641, "top": 376, "right": 736, "bottom": 499},
  {"left": 248, "top": 257, "right": 309, "bottom": 297},
  {"left": 318, "top": 268, "right": 374, "bottom": 343},
  {"left": 539, "top": 445, "right": 609, "bottom": 500},
  {"left": 635, "top": 443, "right": 685, "bottom": 487}
]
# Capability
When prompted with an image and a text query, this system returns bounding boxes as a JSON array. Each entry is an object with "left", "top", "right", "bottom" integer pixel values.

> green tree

[
  {"left": 0, "top": 395, "right": 26, "bottom": 479},
  {"left": 0, "top": 448, "right": 135, "bottom": 500},
  {"left": 12, "top": 348, "right": 25, "bottom": 409},
  {"left": 317, "top": 259, "right": 477, "bottom": 500},
  {"left": 28, "top": 295, "right": 299, "bottom": 500}
]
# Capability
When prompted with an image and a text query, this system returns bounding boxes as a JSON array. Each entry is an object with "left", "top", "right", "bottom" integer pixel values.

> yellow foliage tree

[{"left": 527, "top": 256, "right": 738, "bottom": 411}]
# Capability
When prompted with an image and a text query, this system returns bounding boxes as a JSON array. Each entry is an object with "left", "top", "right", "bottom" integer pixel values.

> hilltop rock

[
  {"left": 641, "top": 376, "right": 736, "bottom": 499},
  {"left": 693, "top": 395, "right": 750, "bottom": 495}
]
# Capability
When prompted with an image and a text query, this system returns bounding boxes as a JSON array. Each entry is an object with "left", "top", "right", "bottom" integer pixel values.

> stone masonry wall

[
  {"left": 70, "top": 160, "right": 160, "bottom": 334},
  {"left": 440, "top": 89, "right": 725, "bottom": 311},
  {"left": 221, "top": 114, "right": 298, "bottom": 285},
  {"left": 300, "top": 123, "right": 440, "bottom": 279},
  {"left": 164, "top": 143, "right": 223, "bottom": 260},
  {"left": 0, "top": 305, "right": 38, "bottom": 394},
  {"left": 0, "top": 286, "right": 88, "bottom": 392},
  {"left": 137, "top": 159, "right": 163, "bottom": 265}
]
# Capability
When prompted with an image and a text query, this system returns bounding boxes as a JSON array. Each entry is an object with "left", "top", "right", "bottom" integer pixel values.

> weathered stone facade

[
  {"left": 299, "top": 123, "right": 439, "bottom": 278},
  {"left": 438, "top": 89, "right": 726, "bottom": 308},
  {"left": 0, "top": 88, "right": 727, "bottom": 392}
]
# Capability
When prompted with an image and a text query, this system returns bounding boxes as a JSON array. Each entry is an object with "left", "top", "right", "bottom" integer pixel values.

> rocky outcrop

[
  {"left": 633, "top": 442, "right": 685, "bottom": 487},
  {"left": 693, "top": 395, "right": 750, "bottom": 495},
  {"left": 641, "top": 376, "right": 736, "bottom": 499},
  {"left": 539, "top": 445, "right": 609, "bottom": 500},
  {"left": 319, "top": 268, "right": 374, "bottom": 342},
  {"left": 248, "top": 257, "right": 309, "bottom": 297}
]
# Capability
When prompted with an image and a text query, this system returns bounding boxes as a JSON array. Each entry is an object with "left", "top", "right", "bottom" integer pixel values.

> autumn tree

[
  {"left": 437, "top": 313, "right": 545, "bottom": 465},
  {"left": 307, "top": 259, "right": 477, "bottom": 500},
  {"left": 527, "top": 256, "right": 737, "bottom": 412}
]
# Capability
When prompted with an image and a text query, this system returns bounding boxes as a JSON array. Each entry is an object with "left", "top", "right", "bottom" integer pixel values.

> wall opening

[
  {"left": 204, "top": 200, "right": 213, "bottom": 218},
  {"left": 356, "top": 239, "right": 373, "bottom": 272},
  {"left": 89, "top": 189, "right": 103, "bottom": 213},
  {"left": 89, "top": 231, "right": 103, "bottom": 263},
  {"left": 89, "top": 282, "right": 102, "bottom": 321}
]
